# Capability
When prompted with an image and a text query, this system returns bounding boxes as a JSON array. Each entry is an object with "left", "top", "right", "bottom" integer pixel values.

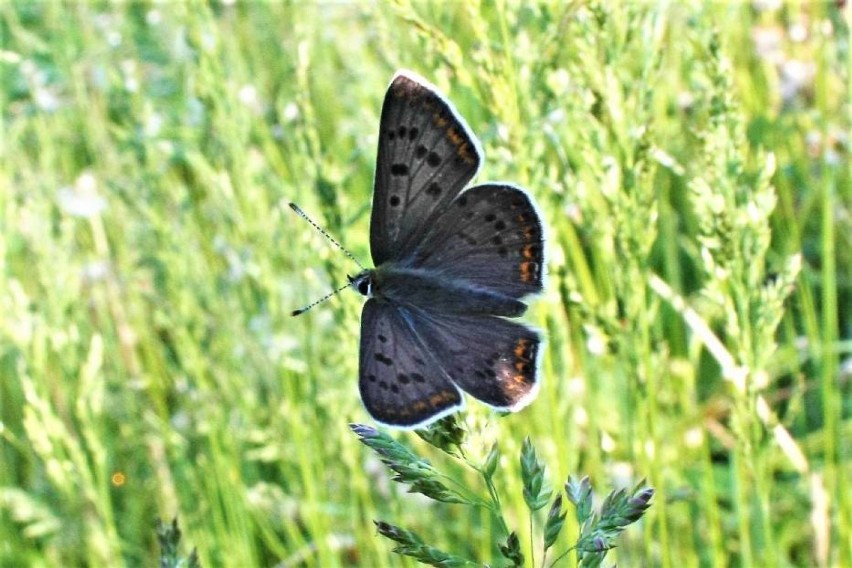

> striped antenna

[
  {"left": 291, "top": 279, "right": 355, "bottom": 316},
  {"left": 289, "top": 202, "right": 365, "bottom": 316},
  {"left": 289, "top": 203, "right": 365, "bottom": 270}
]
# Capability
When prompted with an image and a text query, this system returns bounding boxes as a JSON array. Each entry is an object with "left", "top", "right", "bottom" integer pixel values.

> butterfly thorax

[{"left": 351, "top": 264, "right": 527, "bottom": 317}]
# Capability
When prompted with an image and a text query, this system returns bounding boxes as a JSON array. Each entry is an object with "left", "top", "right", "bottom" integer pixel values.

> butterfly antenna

[
  {"left": 289, "top": 202, "right": 365, "bottom": 270},
  {"left": 291, "top": 279, "right": 355, "bottom": 316}
]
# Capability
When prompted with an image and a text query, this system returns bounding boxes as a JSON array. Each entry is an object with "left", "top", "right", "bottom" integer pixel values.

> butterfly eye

[{"left": 357, "top": 278, "right": 372, "bottom": 297}]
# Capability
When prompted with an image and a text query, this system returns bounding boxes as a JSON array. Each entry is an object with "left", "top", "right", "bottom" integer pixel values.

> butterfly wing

[
  {"left": 409, "top": 183, "right": 545, "bottom": 299},
  {"left": 361, "top": 71, "right": 545, "bottom": 427},
  {"left": 359, "top": 299, "right": 463, "bottom": 427},
  {"left": 370, "top": 71, "right": 482, "bottom": 266},
  {"left": 410, "top": 308, "right": 541, "bottom": 410}
]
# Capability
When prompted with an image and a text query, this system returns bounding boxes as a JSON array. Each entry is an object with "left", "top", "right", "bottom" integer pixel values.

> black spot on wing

[
  {"left": 425, "top": 182, "right": 442, "bottom": 198},
  {"left": 390, "top": 164, "right": 409, "bottom": 176}
]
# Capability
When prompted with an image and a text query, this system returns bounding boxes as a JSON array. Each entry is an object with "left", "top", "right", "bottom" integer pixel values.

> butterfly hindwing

[
  {"left": 409, "top": 183, "right": 545, "bottom": 299},
  {"left": 359, "top": 299, "right": 463, "bottom": 427},
  {"left": 370, "top": 71, "right": 482, "bottom": 266},
  {"left": 410, "top": 308, "right": 541, "bottom": 410}
]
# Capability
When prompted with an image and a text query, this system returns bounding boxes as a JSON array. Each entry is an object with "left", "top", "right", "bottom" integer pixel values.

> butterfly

[{"left": 344, "top": 71, "right": 545, "bottom": 428}]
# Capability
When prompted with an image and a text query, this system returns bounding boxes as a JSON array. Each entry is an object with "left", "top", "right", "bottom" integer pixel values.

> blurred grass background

[{"left": 1, "top": 1, "right": 849, "bottom": 566}]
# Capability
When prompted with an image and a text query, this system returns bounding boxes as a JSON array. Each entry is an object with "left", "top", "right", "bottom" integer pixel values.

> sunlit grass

[{"left": 1, "top": 2, "right": 848, "bottom": 566}]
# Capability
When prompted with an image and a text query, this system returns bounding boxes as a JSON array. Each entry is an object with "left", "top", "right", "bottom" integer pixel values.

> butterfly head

[{"left": 349, "top": 270, "right": 375, "bottom": 297}]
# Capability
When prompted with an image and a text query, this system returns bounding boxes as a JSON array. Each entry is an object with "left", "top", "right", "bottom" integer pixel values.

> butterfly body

[
  {"left": 355, "top": 71, "right": 546, "bottom": 428},
  {"left": 352, "top": 264, "right": 529, "bottom": 317}
]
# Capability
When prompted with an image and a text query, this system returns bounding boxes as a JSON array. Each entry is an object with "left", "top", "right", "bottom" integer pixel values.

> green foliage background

[{"left": 1, "top": 1, "right": 849, "bottom": 566}]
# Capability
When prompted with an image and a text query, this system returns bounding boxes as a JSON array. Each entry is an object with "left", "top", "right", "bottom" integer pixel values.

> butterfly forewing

[
  {"left": 409, "top": 183, "right": 545, "bottom": 299},
  {"left": 359, "top": 299, "right": 463, "bottom": 427},
  {"left": 370, "top": 71, "right": 482, "bottom": 266}
]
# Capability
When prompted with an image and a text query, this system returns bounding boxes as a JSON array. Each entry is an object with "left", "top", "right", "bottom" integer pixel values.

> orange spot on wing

[
  {"left": 437, "top": 126, "right": 476, "bottom": 165},
  {"left": 459, "top": 145, "right": 476, "bottom": 164},
  {"left": 520, "top": 261, "right": 537, "bottom": 282},
  {"left": 430, "top": 390, "right": 455, "bottom": 407}
]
